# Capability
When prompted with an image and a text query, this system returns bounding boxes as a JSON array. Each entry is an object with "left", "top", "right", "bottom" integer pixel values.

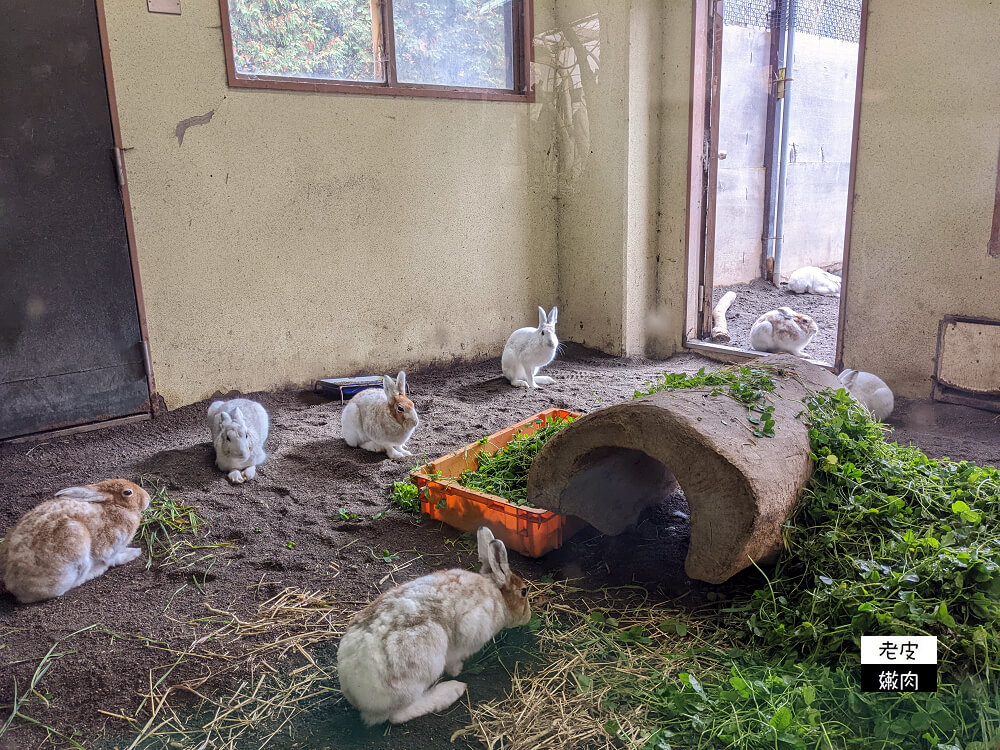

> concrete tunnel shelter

[{"left": 526, "top": 355, "right": 844, "bottom": 583}]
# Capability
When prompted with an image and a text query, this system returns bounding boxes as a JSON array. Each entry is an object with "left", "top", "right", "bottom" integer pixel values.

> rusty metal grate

[{"left": 724, "top": 0, "right": 862, "bottom": 44}]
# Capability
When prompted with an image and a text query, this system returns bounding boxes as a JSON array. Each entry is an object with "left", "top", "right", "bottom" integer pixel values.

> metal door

[{"left": 0, "top": 1, "right": 150, "bottom": 439}]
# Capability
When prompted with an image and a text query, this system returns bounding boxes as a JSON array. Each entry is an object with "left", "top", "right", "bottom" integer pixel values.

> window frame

[{"left": 218, "top": 0, "right": 534, "bottom": 102}]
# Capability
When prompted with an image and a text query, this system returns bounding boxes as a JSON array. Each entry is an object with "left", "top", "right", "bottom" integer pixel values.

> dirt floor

[
  {"left": 0, "top": 344, "right": 997, "bottom": 749},
  {"left": 712, "top": 277, "right": 842, "bottom": 363}
]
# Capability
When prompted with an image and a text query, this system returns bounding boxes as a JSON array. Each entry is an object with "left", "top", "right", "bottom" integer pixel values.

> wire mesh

[{"left": 724, "top": 0, "right": 862, "bottom": 44}]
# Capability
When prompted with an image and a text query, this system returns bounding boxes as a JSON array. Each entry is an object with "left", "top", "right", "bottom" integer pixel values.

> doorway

[
  {"left": 0, "top": 1, "right": 151, "bottom": 439},
  {"left": 688, "top": 0, "right": 867, "bottom": 367}
]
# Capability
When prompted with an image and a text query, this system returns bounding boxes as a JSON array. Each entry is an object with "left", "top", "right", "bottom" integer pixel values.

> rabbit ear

[
  {"left": 547, "top": 307, "right": 558, "bottom": 325},
  {"left": 55, "top": 486, "right": 105, "bottom": 502},
  {"left": 487, "top": 539, "right": 511, "bottom": 587},
  {"left": 396, "top": 371, "right": 407, "bottom": 395},
  {"left": 219, "top": 411, "right": 232, "bottom": 426},
  {"left": 383, "top": 375, "right": 397, "bottom": 399},
  {"left": 477, "top": 526, "right": 496, "bottom": 574},
  {"left": 537, "top": 307, "right": 547, "bottom": 328},
  {"left": 840, "top": 369, "right": 859, "bottom": 388},
  {"left": 234, "top": 407, "right": 246, "bottom": 424}
]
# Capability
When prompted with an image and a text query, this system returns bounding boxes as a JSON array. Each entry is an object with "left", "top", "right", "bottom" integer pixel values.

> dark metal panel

[{"left": 0, "top": 0, "right": 149, "bottom": 439}]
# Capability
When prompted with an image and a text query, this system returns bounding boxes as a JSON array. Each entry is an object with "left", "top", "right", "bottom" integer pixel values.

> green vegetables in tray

[{"left": 458, "top": 415, "right": 576, "bottom": 507}]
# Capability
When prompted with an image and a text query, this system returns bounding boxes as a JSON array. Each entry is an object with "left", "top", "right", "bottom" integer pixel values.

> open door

[
  {"left": 0, "top": 1, "right": 152, "bottom": 439},
  {"left": 688, "top": 0, "right": 867, "bottom": 366}
]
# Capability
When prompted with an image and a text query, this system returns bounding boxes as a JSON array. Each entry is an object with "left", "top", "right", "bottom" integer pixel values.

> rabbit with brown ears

[
  {"left": 749, "top": 306, "right": 819, "bottom": 356},
  {"left": 337, "top": 527, "right": 531, "bottom": 725},
  {"left": 0, "top": 479, "right": 150, "bottom": 604},
  {"left": 341, "top": 371, "right": 418, "bottom": 459}
]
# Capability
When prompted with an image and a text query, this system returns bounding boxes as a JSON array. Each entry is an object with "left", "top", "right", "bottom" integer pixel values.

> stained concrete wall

[
  {"left": 842, "top": 0, "right": 1000, "bottom": 398},
  {"left": 714, "top": 26, "right": 770, "bottom": 286},
  {"left": 713, "top": 27, "right": 857, "bottom": 286},
  {"left": 103, "top": 0, "right": 559, "bottom": 407},
  {"left": 781, "top": 33, "right": 857, "bottom": 277}
]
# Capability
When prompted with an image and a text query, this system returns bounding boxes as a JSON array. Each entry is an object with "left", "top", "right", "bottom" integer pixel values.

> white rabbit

[
  {"left": 749, "top": 306, "right": 819, "bottom": 356},
  {"left": 786, "top": 266, "right": 841, "bottom": 297},
  {"left": 337, "top": 527, "right": 531, "bottom": 725},
  {"left": 502, "top": 306, "right": 559, "bottom": 388},
  {"left": 0, "top": 480, "right": 150, "bottom": 604},
  {"left": 838, "top": 369, "right": 894, "bottom": 421},
  {"left": 208, "top": 398, "right": 269, "bottom": 483},
  {"left": 341, "top": 371, "right": 418, "bottom": 460}
]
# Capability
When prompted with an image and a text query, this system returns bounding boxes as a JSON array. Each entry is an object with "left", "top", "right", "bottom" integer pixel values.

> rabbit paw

[
  {"left": 509, "top": 379, "right": 530, "bottom": 388},
  {"left": 242, "top": 465, "right": 257, "bottom": 481},
  {"left": 386, "top": 446, "right": 406, "bottom": 459},
  {"left": 534, "top": 375, "right": 555, "bottom": 385},
  {"left": 228, "top": 469, "right": 245, "bottom": 484},
  {"left": 445, "top": 659, "right": 464, "bottom": 677},
  {"left": 113, "top": 547, "right": 143, "bottom": 566}
]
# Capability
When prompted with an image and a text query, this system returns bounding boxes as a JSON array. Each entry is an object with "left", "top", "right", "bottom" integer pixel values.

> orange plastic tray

[{"left": 411, "top": 408, "right": 586, "bottom": 558}]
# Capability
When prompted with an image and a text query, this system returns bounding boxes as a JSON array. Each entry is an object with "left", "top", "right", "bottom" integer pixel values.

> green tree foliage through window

[{"left": 227, "top": 0, "right": 512, "bottom": 90}]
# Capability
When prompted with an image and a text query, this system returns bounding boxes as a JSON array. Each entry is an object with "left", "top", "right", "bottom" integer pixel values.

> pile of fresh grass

[
  {"left": 464, "top": 369, "right": 1000, "bottom": 750},
  {"left": 458, "top": 415, "right": 577, "bottom": 506},
  {"left": 137, "top": 481, "right": 232, "bottom": 569}
]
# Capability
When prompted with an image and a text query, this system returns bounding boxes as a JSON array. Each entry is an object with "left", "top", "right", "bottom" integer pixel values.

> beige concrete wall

[
  {"left": 104, "top": 0, "right": 559, "bottom": 407},
  {"left": 549, "top": 0, "right": 629, "bottom": 354},
  {"left": 546, "top": 0, "right": 692, "bottom": 357},
  {"left": 842, "top": 0, "right": 1000, "bottom": 398}
]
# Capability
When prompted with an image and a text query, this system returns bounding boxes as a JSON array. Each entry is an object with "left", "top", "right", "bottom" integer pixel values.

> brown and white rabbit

[
  {"left": 502, "top": 306, "right": 559, "bottom": 388},
  {"left": 0, "top": 479, "right": 150, "bottom": 604},
  {"left": 337, "top": 527, "right": 531, "bottom": 725},
  {"left": 838, "top": 368, "right": 894, "bottom": 421},
  {"left": 340, "top": 371, "right": 418, "bottom": 459},
  {"left": 749, "top": 307, "right": 819, "bottom": 356}
]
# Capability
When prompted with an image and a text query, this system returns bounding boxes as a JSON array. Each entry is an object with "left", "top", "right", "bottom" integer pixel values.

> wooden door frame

[
  {"left": 95, "top": 0, "right": 159, "bottom": 413},
  {"left": 684, "top": 0, "right": 871, "bottom": 371}
]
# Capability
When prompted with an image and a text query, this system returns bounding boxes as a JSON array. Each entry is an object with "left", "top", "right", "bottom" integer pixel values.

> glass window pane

[
  {"left": 392, "top": 0, "right": 513, "bottom": 89},
  {"left": 228, "top": 0, "right": 384, "bottom": 83}
]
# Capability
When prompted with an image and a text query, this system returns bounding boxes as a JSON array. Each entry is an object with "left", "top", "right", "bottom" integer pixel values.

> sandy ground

[
  {"left": 711, "top": 278, "right": 842, "bottom": 363},
  {"left": 0, "top": 344, "right": 996, "bottom": 749}
]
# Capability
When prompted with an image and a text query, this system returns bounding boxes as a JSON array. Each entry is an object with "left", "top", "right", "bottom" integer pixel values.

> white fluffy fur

[
  {"left": 838, "top": 369, "right": 894, "bottom": 421},
  {"left": 749, "top": 306, "right": 819, "bottom": 356},
  {"left": 787, "top": 266, "right": 841, "bottom": 297},
  {"left": 502, "top": 306, "right": 559, "bottom": 388},
  {"left": 208, "top": 398, "right": 270, "bottom": 483},
  {"left": 340, "top": 371, "right": 418, "bottom": 460},
  {"left": 337, "top": 528, "right": 530, "bottom": 725}
]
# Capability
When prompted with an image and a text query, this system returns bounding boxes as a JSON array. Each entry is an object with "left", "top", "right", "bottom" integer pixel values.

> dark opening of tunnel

[{"left": 543, "top": 447, "right": 692, "bottom": 591}]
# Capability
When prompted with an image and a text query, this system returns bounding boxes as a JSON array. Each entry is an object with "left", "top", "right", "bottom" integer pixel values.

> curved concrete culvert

[{"left": 526, "top": 355, "right": 843, "bottom": 584}]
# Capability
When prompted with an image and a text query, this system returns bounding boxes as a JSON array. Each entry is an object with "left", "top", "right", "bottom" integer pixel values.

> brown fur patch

[
  {"left": 389, "top": 393, "right": 414, "bottom": 427},
  {"left": 500, "top": 572, "right": 531, "bottom": 625}
]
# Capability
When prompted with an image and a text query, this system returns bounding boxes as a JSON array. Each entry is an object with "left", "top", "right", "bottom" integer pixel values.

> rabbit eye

[
  {"left": 520, "top": 586, "right": 527, "bottom": 597},
  {"left": 123, "top": 489, "right": 133, "bottom": 497},
  {"left": 396, "top": 404, "right": 404, "bottom": 412},
  {"left": 539, "top": 331, "right": 544, "bottom": 336}
]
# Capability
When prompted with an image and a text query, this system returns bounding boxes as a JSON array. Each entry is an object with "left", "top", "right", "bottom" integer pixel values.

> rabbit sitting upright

[
  {"left": 337, "top": 527, "right": 531, "bottom": 725},
  {"left": 208, "top": 398, "right": 270, "bottom": 483},
  {"left": 838, "top": 369, "right": 894, "bottom": 421},
  {"left": 502, "top": 306, "right": 559, "bottom": 388},
  {"left": 749, "top": 307, "right": 819, "bottom": 357},
  {"left": 341, "top": 371, "right": 418, "bottom": 460},
  {"left": 0, "top": 479, "right": 150, "bottom": 604}
]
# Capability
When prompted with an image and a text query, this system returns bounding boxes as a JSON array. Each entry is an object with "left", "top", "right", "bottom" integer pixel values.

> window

[{"left": 219, "top": 0, "right": 533, "bottom": 101}]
